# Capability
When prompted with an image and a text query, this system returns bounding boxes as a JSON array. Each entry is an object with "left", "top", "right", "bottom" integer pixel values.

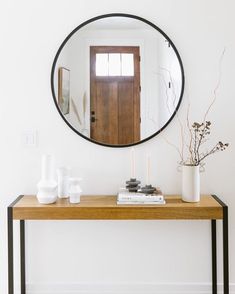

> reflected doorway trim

[{"left": 51, "top": 13, "right": 185, "bottom": 148}]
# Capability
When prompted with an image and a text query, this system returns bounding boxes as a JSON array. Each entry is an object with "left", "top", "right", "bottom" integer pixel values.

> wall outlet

[{"left": 21, "top": 130, "right": 38, "bottom": 147}]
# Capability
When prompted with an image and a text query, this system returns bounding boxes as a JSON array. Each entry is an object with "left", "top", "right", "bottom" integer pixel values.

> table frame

[{"left": 7, "top": 194, "right": 229, "bottom": 294}]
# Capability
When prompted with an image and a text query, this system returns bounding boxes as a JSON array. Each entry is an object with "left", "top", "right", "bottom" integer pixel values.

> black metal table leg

[
  {"left": 8, "top": 206, "right": 14, "bottom": 294},
  {"left": 8, "top": 196, "right": 25, "bottom": 294},
  {"left": 20, "top": 220, "right": 26, "bottom": 294},
  {"left": 212, "top": 195, "right": 229, "bottom": 294},
  {"left": 211, "top": 220, "right": 217, "bottom": 294},
  {"left": 223, "top": 205, "right": 229, "bottom": 294}
]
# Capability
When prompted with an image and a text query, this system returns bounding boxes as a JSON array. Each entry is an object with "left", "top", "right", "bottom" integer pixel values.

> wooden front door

[{"left": 90, "top": 46, "right": 140, "bottom": 145}]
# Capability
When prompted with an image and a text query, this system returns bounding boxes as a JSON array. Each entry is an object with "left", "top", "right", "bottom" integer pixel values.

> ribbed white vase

[
  {"left": 182, "top": 165, "right": 200, "bottom": 202},
  {"left": 57, "top": 167, "right": 70, "bottom": 198}
]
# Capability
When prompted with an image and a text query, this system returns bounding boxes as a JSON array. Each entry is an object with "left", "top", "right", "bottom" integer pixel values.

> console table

[{"left": 8, "top": 194, "right": 229, "bottom": 294}]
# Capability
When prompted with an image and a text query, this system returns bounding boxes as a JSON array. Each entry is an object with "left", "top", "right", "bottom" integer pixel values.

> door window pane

[
  {"left": 96, "top": 52, "right": 134, "bottom": 76},
  {"left": 108, "top": 53, "right": 121, "bottom": 76},
  {"left": 121, "top": 53, "right": 134, "bottom": 76},
  {"left": 96, "top": 54, "right": 108, "bottom": 76}
]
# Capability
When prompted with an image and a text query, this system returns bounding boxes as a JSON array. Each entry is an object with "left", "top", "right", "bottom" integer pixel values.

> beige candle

[
  {"left": 131, "top": 148, "right": 135, "bottom": 178},
  {"left": 146, "top": 154, "right": 150, "bottom": 185}
]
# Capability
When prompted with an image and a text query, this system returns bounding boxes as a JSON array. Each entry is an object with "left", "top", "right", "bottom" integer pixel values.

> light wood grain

[{"left": 12, "top": 195, "right": 223, "bottom": 220}]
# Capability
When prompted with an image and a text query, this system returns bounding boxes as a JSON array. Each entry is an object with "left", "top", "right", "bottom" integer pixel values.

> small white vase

[
  {"left": 37, "top": 181, "right": 57, "bottom": 204},
  {"left": 68, "top": 178, "right": 82, "bottom": 204},
  {"left": 182, "top": 165, "right": 200, "bottom": 203}
]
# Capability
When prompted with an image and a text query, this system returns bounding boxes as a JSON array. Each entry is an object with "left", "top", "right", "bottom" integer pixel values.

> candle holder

[
  {"left": 140, "top": 184, "right": 156, "bottom": 194},
  {"left": 126, "top": 178, "right": 141, "bottom": 192}
]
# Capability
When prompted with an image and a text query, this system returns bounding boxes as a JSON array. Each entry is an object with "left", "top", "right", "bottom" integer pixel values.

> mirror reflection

[{"left": 52, "top": 15, "right": 184, "bottom": 146}]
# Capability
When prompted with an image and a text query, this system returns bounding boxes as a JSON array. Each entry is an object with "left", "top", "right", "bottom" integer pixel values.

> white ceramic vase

[
  {"left": 182, "top": 165, "right": 200, "bottom": 202},
  {"left": 57, "top": 167, "right": 70, "bottom": 198},
  {"left": 68, "top": 178, "right": 82, "bottom": 204},
  {"left": 37, "top": 154, "right": 57, "bottom": 204}
]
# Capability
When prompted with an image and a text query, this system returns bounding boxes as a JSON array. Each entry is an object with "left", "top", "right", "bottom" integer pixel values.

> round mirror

[{"left": 51, "top": 13, "right": 184, "bottom": 147}]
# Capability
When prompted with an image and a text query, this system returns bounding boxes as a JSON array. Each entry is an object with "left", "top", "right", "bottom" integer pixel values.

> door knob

[{"left": 91, "top": 117, "right": 98, "bottom": 123}]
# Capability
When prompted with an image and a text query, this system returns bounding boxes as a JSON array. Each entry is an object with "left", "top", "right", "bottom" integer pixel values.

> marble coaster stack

[
  {"left": 126, "top": 178, "right": 141, "bottom": 192},
  {"left": 140, "top": 184, "right": 157, "bottom": 194}
]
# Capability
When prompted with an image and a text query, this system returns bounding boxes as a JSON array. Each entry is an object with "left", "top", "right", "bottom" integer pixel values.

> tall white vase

[
  {"left": 37, "top": 154, "right": 57, "bottom": 204},
  {"left": 57, "top": 167, "right": 70, "bottom": 198},
  {"left": 182, "top": 165, "right": 200, "bottom": 203}
]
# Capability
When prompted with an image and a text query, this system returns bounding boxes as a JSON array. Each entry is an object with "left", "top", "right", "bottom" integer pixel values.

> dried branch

[
  {"left": 157, "top": 69, "right": 185, "bottom": 160},
  {"left": 156, "top": 72, "right": 172, "bottom": 116},
  {"left": 186, "top": 104, "right": 194, "bottom": 164},
  {"left": 161, "top": 133, "right": 184, "bottom": 163},
  {"left": 183, "top": 121, "right": 229, "bottom": 165},
  {"left": 158, "top": 49, "right": 228, "bottom": 166},
  {"left": 198, "top": 141, "right": 229, "bottom": 164},
  {"left": 203, "top": 48, "right": 226, "bottom": 122}
]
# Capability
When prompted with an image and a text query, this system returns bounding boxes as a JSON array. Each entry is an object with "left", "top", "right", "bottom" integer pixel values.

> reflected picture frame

[{"left": 58, "top": 67, "right": 70, "bottom": 115}]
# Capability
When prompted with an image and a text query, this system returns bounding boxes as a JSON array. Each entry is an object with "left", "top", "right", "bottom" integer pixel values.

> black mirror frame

[{"left": 51, "top": 13, "right": 185, "bottom": 148}]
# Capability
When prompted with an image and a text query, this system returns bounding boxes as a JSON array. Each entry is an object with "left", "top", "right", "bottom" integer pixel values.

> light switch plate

[{"left": 21, "top": 130, "right": 38, "bottom": 147}]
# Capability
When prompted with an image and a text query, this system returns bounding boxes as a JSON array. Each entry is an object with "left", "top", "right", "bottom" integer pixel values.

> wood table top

[{"left": 11, "top": 195, "right": 223, "bottom": 220}]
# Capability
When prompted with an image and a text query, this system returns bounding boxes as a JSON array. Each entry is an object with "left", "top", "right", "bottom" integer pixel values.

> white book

[
  {"left": 118, "top": 192, "right": 164, "bottom": 202},
  {"left": 117, "top": 200, "right": 166, "bottom": 205}
]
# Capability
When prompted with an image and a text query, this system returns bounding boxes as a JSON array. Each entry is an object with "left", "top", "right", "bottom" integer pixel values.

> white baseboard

[{"left": 20, "top": 282, "right": 235, "bottom": 294}]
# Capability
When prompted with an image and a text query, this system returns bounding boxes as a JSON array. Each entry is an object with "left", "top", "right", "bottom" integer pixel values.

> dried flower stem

[
  {"left": 161, "top": 133, "right": 184, "bottom": 162},
  {"left": 161, "top": 48, "right": 228, "bottom": 166},
  {"left": 186, "top": 103, "right": 194, "bottom": 164},
  {"left": 157, "top": 69, "right": 185, "bottom": 160},
  {"left": 203, "top": 48, "right": 225, "bottom": 122},
  {"left": 199, "top": 141, "right": 228, "bottom": 163}
]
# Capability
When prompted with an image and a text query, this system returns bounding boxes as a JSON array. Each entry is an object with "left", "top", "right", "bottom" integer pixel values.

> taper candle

[
  {"left": 146, "top": 154, "right": 150, "bottom": 185},
  {"left": 41, "top": 154, "right": 54, "bottom": 181},
  {"left": 131, "top": 148, "right": 135, "bottom": 178}
]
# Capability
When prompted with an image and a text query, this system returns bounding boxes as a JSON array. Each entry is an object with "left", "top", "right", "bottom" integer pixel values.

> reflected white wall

[{"left": 158, "top": 37, "right": 182, "bottom": 128}]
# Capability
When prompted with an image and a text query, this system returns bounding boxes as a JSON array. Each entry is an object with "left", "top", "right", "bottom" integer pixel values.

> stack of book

[{"left": 117, "top": 192, "right": 165, "bottom": 205}]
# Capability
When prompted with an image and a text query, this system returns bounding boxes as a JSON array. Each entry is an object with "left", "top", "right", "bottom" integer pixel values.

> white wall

[{"left": 1, "top": 0, "right": 235, "bottom": 293}]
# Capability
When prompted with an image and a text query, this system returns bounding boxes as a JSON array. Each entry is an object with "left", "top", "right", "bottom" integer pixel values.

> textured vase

[{"left": 182, "top": 165, "right": 200, "bottom": 202}]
